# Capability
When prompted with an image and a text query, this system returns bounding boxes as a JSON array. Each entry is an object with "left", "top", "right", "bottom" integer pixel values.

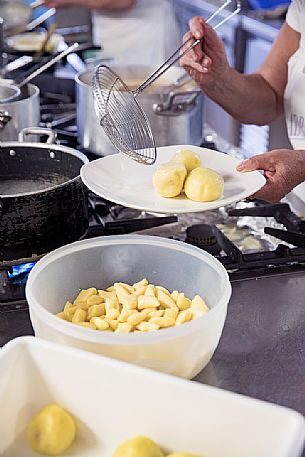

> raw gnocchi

[{"left": 56, "top": 279, "right": 209, "bottom": 333}]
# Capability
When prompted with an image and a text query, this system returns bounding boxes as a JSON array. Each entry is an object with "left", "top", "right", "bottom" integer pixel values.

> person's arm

[
  {"left": 44, "top": 0, "right": 135, "bottom": 10},
  {"left": 180, "top": 19, "right": 300, "bottom": 125},
  {"left": 237, "top": 150, "right": 305, "bottom": 202}
]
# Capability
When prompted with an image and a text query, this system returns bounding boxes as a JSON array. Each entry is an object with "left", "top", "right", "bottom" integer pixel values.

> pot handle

[
  {"left": 0, "top": 111, "right": 12, "bottom": 129},
  {"left": 153, "top": 90, "right": 201, "bottom": 117},
  {"left": 18, "top": 127, "right": 57, "bottom": 144}
]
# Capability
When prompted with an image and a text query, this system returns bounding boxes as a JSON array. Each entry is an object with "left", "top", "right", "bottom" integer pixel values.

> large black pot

[{"left": 0, "top": 128, "right": 89, "bottom": 261}]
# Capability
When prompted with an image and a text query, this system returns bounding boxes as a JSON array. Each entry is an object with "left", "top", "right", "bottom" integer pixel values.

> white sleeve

[{"left": 286, "top": 0, "right": 301, "bottom": 33}]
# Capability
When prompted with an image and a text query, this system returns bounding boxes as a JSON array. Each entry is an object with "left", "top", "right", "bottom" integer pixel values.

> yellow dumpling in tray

[
  {"left": 171, "top": 149, "right": 201, "bottom": 173},
  {"left": 184, "top": 167, "right": 224, "bottom": 202},
  {"left": 153, "top": 162, "right": 187, "bottom": 198}
]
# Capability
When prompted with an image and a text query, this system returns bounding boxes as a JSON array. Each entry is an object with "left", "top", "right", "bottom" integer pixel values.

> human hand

[
  {"left": 179, "top": 16, "right": 230, "bottom": 89},
  {"left": 237, "top": 149, "right": 305, "bottom": 203}
]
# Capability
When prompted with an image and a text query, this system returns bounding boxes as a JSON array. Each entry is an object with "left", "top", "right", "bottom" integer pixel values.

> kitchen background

[
  {"left": 2, "top": 2, "right": 305, "bottom": 454},
  {"left": 53, "top": 0, "right": 292, "bottom": 152}
]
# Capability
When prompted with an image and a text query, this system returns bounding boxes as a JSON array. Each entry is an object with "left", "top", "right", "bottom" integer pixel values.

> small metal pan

[{"left": 0, "top": 0, "right": 55, "bottom": 37}]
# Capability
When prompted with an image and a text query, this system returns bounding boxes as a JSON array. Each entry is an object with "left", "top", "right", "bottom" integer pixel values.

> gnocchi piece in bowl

[{"left": 56, "top": 279, "right": 210, "bottom": 333}]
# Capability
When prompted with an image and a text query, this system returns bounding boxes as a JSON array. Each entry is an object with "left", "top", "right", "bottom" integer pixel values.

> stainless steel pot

[
  {"left": 76, "top": 65, "right": 204, "bottom": 156},
  {"left": 0, "top": 83, "right": 40, "bottom": 141},
  {"left": 0, "top": 0, "right": 54, "bottom": 37}
]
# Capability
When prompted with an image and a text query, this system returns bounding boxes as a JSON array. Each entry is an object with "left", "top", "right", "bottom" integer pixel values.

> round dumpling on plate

[
  {"left": 184, "top": 167, "right": 224, "bottom": 202},
  {"left": 171, "top": 149, "right": 201, "bottom": 173},
  {"left": 153, "top": 162, "right": 187, "bottom": 198}
]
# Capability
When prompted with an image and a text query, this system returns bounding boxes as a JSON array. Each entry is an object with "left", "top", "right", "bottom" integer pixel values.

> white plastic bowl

[
  {"left": 26, "top": 235, "right": 231, "bottom": 378},
  {"left": 1, "top": 337, "right": 305, "bottom": 457}
]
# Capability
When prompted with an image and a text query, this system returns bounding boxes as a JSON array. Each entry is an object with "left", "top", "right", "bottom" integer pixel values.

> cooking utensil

[
  {"left": 92, "top": 0, "right": 241, "bottom": 165},
  {"left": 0, "top": 127, "right": 89, "bottom": 256},
  {"left": 80, "top": 144, "right": 266, "bottom": 214},
  {"left": 1, "top": 55, "right": 34, "bottom": 76},
  {"left": 34, "top": 21, "right": 57, "bottom": 58},
  {"left": 0, "top": 0, "right": 55, "bottom": 37},
  {"left": 76, "top": 66, "right": 204, "bottom": 157},
  {"left": 0, "top": 42, "right": 80, "bottom": 102}
]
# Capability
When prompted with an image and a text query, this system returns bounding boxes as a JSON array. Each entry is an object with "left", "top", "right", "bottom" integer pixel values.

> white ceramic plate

[{"left": 81, "top": 145, "right": 266, "bottom": 214}]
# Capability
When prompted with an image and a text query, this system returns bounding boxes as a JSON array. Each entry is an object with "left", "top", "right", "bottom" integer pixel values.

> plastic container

[
  {"left": 26, "top": 235, "right": 231, "bottom": 379},
  {"left": 1, "top": 337, "right": 305, "bottom": 457}
]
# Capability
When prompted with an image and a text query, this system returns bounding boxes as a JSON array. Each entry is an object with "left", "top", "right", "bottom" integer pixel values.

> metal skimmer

[{"left": 92, "top": 0, "right": 241, "bottom": 165}]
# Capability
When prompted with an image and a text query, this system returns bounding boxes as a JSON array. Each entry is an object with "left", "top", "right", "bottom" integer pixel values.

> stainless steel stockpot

[{"left": 76, "top": 65, "right": 204, "bottom": 156}]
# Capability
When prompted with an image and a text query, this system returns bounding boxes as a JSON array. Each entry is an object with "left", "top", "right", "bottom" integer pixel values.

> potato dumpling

[
  {"left": 27, "top": 404, "right": 76, "bottom": 456},
  {"left": 153, "top": 162, "right": 187, "bottom": 198},
  {"left": 184, "top": 167, "right": 224, "bottom": 202},
  {"left": 113, "top": 436, "right": 164, "bottom": 457},
  {"left": 171, "top": 149, "right": 201, "bottom": 173}
]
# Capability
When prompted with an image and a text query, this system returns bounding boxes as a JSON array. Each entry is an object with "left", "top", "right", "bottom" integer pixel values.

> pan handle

[
  {"left": 30, "top": 0, "right": 47, "bottom": 9},
  {"left": 153, "top": 90, "right": 201, "bottom": 116},
  {"left": 18, "top": 127, "right": 57, "bottom": 144},
  {"left": 0, "top": 111, "right": 12, "bottom": 129},
  {"left": 25, "top": 8, "right": 56, "bottom": 33}
]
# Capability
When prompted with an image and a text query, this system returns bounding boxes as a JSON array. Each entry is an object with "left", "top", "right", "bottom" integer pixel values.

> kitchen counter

[{"left": 196, "top": 271, "right": 305, "bottom": 417}]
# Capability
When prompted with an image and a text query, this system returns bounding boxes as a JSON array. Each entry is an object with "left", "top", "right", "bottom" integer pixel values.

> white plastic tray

[{"left": 1, "top": 337, "right": 304, "bottom": 457}]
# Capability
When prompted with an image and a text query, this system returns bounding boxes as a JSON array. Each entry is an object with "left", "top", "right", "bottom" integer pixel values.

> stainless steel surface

[
  {"left": 0, "top": 0, "right": 53, "bottom": 37},
  {"left": 196, "top": 272, "right": 305, "bottom": 421},
  {"left": 76, "top": 66, "right": 204, "bottom": 157},
  {"left": 0, "top": 83, "right": 20, "bottom": 103},
  {"left": 18, "top": 126, "right": 57, "bottom": 144},
  {"left": 0, "top": 83, "right": 39, "bottom": 141}
]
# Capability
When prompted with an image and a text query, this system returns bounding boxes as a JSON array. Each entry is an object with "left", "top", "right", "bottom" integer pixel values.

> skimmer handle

[{"left": 134, "top": 0, "right": 241, "bottom": 96}]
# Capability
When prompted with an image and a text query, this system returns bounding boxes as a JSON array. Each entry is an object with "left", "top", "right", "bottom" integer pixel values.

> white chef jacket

[
  {"left": 285, "top": 0, "right": 305, "bottom": 149},
  {"left": 92, "top": 0, "right": 181, "bottom": 65},
  {"left": 284, "top": 0, "right": 305, "bottom": 200}
]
